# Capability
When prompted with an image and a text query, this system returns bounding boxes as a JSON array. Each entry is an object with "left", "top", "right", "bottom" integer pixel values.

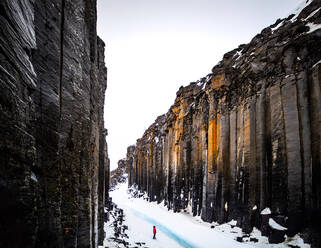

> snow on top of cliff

[
  {"left": 271, "top": 0, "right": 317, "bottom": 33},
  {"left": 269, "top": 218, "right": 287, "bottom": 231},
  {"left": 233, "top": 50, "right": 243, "bottom": 61},
  {"left": 271, "top": 20, "right": 285, "bottom": 33},
  {"left": 196, "top": 74, "right": 212, "bottom": 92},
  {"left": 290, "top": 0, "right": 313, "bottom": 22}
]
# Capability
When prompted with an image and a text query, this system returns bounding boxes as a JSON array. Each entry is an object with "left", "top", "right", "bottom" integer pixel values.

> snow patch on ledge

[
  {"left": 269, "top": 218, "right": 287, "bottom": 231},
  {"left": 233, "top": 50, "right": 243, "bottom": 61},
  {"left": 306, "top": 22, "right": 321, "bottom": 33},
  {"left": 271, "top": 20, "right": 285, "bottom": 33},
  {"left": 304, "top": 7, "right": 321, "bottom": 20},
  {"left": 260, "top": 207, "right": 271, "bottom": 215},
  {"left": 31, "top": 171, "right": 38, "bottom": 182}
]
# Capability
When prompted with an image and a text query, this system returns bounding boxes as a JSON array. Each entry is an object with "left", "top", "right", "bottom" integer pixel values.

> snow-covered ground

[{"left": 102, "top": 181, "right": 310, "bottom": 248}]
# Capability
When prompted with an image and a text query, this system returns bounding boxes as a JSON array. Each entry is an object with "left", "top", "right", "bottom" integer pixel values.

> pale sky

[{"left": 97, "top": 0, "right": 302, "bottom": 170}]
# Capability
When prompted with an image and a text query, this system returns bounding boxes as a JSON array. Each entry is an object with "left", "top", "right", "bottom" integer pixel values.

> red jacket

[{"left": 153, "top": 226, "right": 156, "bottom": 234}]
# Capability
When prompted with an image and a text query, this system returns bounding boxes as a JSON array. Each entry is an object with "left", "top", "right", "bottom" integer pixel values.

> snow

[
  {"left": 233, "top": 50, "right": 243, "bottom": 61},
  {"left": 189, "top": 102, "right": 195, "bottom": 108},
  {"left": 304, "top": 7, "right": 321, "bottom": 20},
  {"left": 252, "top": 205, "right": 257, "bottom": 210},
  {"left": 286, "top": 234, "right": 311, "bottom": 248},
  {"left": 306, "top": 22, "right": 321, "bottom": 33},
  {"left": 202, "top": 82, "right": 206, "bottom": 91},
  {"left": 268, "top": 218, "right": 287, "bottom": 231},
  {"left": 260, "top": 208, "right": 271, "bottom": 215},
  {"left": 104, "top": 182, "right": 253, "bottom": 248},
  {"left": 290, "top": 0, "right": 313, "bottom": 22},
  {"left": 313, "top": 59, "right": 321, "bottom": 68},
  {"left": 31, "top": 171, "right": 38, "bottom": 182},
  {"left": 154, "top": 136, "right": 159, "bottom": 143},
  {"left": 104, "top": 182, "right": 310, "bottom": 248},
  {"left": 271, "top": 20, "right": 285, "bottom": 33},
  {"left": 228, "top": 220, "right": 237, "bottom": 226}
]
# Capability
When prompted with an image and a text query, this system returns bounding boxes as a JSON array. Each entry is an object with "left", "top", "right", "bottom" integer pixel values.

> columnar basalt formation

[
  {"left": 0, "top": 1, "right": 109, "bottom": 247},
  {"left": 126, "top": 1, "right": 321, "bottom": 246}
]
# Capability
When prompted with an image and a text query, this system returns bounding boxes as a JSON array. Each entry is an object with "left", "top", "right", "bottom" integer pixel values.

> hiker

[{"left": 153, "top": 225, "right": 156, "bottom": 239}]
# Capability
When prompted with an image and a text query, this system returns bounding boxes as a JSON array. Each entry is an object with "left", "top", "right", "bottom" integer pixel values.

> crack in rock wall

[
  {"left": 0, "top": 0, "right": 109, "bottom": 247},
  {"left": 125, "top": 1, "right": 321, "bottom": 247}
]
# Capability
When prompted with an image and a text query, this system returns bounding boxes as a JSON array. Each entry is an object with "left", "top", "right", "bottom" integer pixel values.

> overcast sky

[{"left": 97, "top": 0, "right": 302, "bottom": 170}]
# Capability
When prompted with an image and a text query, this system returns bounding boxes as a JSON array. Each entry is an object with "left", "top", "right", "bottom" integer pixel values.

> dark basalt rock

[
  {"left": 268, "top": 229, "right": 286, "bottom": 244},
  {"left": 236, "top": 237, "right": 243, "bottom": 242},
  {"left": 110, "top": 159, "right": 128, "bottom": 190},
  {"left": 250, "top": 237, "right": 258, "bottom": 242},
  {"left": 124, "top": 1, "right": 321, "bottom": 247},
  {"left": 0, "top": 0, "right": 109, "bottom": 247}
]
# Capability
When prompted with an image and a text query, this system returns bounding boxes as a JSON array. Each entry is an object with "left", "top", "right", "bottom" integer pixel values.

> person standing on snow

[{"left": 153, "top": 225, "right": 157, "bottom": 239}]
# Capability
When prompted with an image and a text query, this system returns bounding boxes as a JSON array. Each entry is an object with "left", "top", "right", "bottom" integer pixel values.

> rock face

[
  {"left": 0, "top": 1, "right": 109, "bottom": 248},
  {"left": 126, "top": 1, "right": 321, "bottom": 246},
  {"left": 110, "top": 159, "right": 128, "bottom": 191}
]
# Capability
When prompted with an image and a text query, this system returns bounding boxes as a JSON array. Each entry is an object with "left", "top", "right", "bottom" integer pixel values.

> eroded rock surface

[
  {"left": 110, "top": 159, "right": 128, "bottom": 191},
  {"left": 125, "top": 1, "right": 321, "bottom": 247},
  {"left": 0, "top": 0, "right": 109, "bottom": 247}
]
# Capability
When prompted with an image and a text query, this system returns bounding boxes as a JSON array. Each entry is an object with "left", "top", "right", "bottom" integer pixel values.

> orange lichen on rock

[
  {"left": 172, "top": 100, "right": 188, "bottom": 120},
  {"left": 210, "top": 73, "right": 226, "bottom": 89}
]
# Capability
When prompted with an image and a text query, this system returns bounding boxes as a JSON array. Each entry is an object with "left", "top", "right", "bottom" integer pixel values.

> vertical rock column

[{"left": 0, "top": 1, "right": 38, "bottom": 247}]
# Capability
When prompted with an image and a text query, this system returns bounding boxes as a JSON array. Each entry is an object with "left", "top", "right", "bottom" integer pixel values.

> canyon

[
  {"left": 1, "top": 0, "right": 321, "bottom": 247},
  {"left": 124, "top": 0, "right": 321, "bottom": 247},
  {"left": 0, "top": 0, "right": 109, "bottom": 247}
]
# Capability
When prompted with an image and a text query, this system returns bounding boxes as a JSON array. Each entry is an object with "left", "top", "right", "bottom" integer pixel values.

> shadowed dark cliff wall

[
  {"left": 126, "top": 1, "right": 321, "bottom": 246},
  {"left": 0, "top": 1, "right": 109, "bottom": 247}
]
